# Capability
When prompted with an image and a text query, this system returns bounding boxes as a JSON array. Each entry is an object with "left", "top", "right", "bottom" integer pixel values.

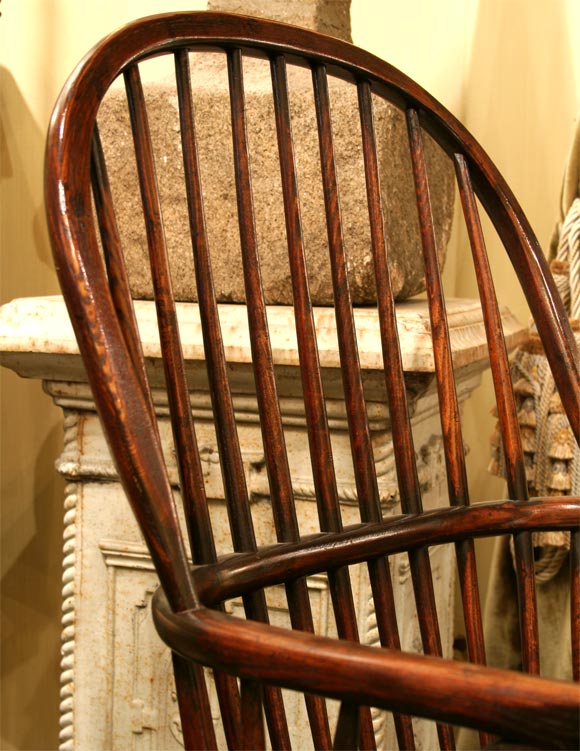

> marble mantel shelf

[{"left": 0, "top": 294, "right": 526, "bottom": 381}]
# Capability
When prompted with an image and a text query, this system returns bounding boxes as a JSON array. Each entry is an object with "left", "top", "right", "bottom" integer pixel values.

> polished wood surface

[{"left": 45, "top": 11, "right": 580, "bottom": 750}]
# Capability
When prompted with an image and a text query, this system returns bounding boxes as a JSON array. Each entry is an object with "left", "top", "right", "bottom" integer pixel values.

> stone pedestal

[{"left": 0, "top": 295, "right": 526, "bottom": 750}]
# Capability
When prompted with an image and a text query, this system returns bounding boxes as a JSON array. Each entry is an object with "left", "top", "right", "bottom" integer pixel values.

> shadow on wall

[
  {"left": 0, "top": 422, "right": 64, "bottom": 750},
  {"left": 1, "top": 66, "right": 64, "bottom": 750},
  {"left": 0, "top": 67, "right": 57, "bottom": 301}
]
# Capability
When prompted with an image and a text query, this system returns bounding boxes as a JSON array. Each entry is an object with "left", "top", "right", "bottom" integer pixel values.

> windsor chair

[{"left": 45, "top": 11, "right": 580, "bottom": 750}]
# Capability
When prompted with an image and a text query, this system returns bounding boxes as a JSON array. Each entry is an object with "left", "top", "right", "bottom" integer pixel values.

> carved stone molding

[
  {"left": 59, "top": 483, "right": 78, "bottom": 751},
  {"left": 98, "top": 539, "right": 336, "bottom": 749}
]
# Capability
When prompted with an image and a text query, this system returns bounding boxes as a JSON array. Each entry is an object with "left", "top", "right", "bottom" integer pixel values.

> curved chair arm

[
  {"left": 191, "top": 498, "right": 580, "bottom": 606},
  {"left": 153, "top": 592, "right": 579, "bottom": 750},
  {"left": 154, "top": 497, "right": 579, "bottom": 749}
]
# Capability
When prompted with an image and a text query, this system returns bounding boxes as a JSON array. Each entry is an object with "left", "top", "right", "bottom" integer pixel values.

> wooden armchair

[{"left": 45, "top": 12, "right": 579, "bottom": 750}]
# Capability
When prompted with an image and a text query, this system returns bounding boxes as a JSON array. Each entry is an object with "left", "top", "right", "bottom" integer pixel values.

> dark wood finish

[
  {"left": 572, "top": 530, "right": 580, "bottom": 683},
  {"left": 45, "top": 11, "right": 580, "bottom": 750},
  {"left": 153, "top": 598, "right": 580, "bottom": 751},
  {"left": 454, "top": 153, "right": 540, "bottom": 675},
  {"left": 189, "top": 498, "right": 579, "bottom": 603}
]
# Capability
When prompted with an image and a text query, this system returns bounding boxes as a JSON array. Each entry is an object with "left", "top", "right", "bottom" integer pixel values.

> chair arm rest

[
  {"left": 192, "top": 497, "right": 579, "bottom": 605},
  {"left": 152, "top": 590, "right": 580, "bottom": 750}
]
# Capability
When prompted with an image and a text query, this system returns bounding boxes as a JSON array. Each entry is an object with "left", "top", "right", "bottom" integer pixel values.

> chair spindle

[{"left": 454, "top": 152, "right": 540, "bottom": 676}]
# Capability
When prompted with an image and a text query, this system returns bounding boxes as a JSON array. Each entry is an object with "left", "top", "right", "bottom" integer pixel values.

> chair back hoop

[{"left": 45, "top": 12, "right": 580, "bottom": 750}]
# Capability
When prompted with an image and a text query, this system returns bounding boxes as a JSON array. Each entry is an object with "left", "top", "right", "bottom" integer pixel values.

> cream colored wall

[{"left": 1, "top": 1, "right": 579, "bottom": 748}]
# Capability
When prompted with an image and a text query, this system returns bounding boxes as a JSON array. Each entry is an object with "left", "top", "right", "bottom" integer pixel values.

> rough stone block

[
  {"left": 98, "top": 53, "right": 454, "bottom": 304},
  {"left": 207, "top": 0, "right": 353, "bottom": 41}
]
